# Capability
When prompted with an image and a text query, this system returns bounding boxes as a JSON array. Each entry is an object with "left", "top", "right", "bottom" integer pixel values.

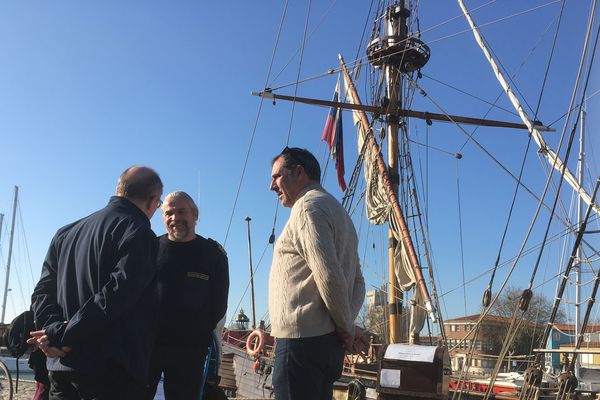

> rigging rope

[
  {"left": 479, "top": 0, "right": 563, "bottom": 298},
  {"left": 422, "top": 73, "right": 517, "bottom": 118},
  {"left": 223, "top": 0, "right": 289, "bottom": 246},
  {"left": 460, "top": 0, "right": 600, "bottom": 218},
  {"left": 406, "top": 76, "right": 564, "bottom": 219},
  {"left": 268, "top": 0, "right": 338, "bottom": 88},
  {"left": 267, "top": 1, "right": 560, "bottom": 95},
  {"left": 455, "top": 4, "right": 562, "bottom": 301},
  {"left": 547, "top": 88, "right": 600, "bottom": 128},
  {"left": 284, "top": 0, "right": 312, "bottom": 145},
  {"left": 483, "top": 135, "right": 533, "bottom": 306},
  {"left": 527, "top": 2, "right": 599, "bottom": 289},
  {"left": 553, "top": 180, "right": 600, "bottom": 398},
  {"left": 452, "top": 3, "right": 596, "bottom": 388}
]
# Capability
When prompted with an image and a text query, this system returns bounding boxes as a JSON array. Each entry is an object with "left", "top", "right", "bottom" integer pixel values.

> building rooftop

[{"left": 444, "top": 314, "right": 511, "bottom": 324}]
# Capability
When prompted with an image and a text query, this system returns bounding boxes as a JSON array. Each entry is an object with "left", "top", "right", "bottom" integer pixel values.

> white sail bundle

[
  {"left": 351, "top": 100, "right": 426, "bottom": 336},
  {"left": 354, "top": 109, "right": 391, "bottom": 225}
]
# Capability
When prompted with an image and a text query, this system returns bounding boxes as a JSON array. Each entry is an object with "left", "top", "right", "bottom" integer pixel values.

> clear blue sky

[{"left": 0, "top": 1, "right": 598, "bottom": 332}]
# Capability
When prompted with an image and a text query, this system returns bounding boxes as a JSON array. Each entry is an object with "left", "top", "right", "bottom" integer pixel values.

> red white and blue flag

[{"left": 321, "top": 75, "right": 346, "bottom": 192}]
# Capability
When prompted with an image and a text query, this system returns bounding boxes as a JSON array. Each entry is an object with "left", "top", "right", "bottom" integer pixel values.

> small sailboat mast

[{"left": 2, "top": 186, "right": 19, "bottom": 324}]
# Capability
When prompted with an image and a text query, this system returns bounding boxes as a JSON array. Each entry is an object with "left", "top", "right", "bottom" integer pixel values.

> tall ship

[{"left": 219, "top": 1, "right": 600, "bottom": 399}]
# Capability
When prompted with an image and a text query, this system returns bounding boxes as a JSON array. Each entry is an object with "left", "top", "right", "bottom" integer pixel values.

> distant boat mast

[
  {"left": 0, "top": 214, "right": 4, "bottom": 249},
  {"left": 245, "top": 216, "right": 257, "bottom": 330},
  {"left": 2, "top": 186, "right": 18, "bottom": 324}
]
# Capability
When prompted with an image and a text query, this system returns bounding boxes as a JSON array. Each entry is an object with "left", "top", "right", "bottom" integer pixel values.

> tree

[
  {"left": 485, "top": 286, "right": 566, "bottom": 356},
  {"left": 359, "top": 302, "right": 415, "bottom": 344},
  {"left": 360, "top": 303, "right": 387, "bottom": 342}
]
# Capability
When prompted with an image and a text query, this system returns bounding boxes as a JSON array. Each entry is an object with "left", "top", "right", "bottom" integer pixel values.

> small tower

[{"left": 234, "top": 309, "right": 250, "bottom": 331}]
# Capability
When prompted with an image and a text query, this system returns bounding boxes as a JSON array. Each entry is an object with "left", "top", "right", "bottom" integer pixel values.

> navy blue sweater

[{"left": 155, "top": 235, "right": 229, "bottom": 348}]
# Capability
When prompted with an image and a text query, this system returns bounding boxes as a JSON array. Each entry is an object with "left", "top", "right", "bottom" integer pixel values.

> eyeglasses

[{"left": 157, "top": 198, "right": 163, "bottom": 208}]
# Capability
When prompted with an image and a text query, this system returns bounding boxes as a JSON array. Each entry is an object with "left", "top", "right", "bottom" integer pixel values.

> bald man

[{"left": 31, "top": 166, "right": 163, "bottom": 400}]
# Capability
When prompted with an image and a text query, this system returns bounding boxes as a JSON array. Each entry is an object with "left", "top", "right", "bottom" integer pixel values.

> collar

[
  {"left": 293, "top": 182, "right": 322, "bottom": 205},
  {"left": 108, "top": 196, "right": 150, "bottom": 224}
]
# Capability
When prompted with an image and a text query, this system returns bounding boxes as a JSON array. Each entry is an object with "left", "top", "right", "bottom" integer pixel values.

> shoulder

[
  {"left": 299, "top": 187, "right": 340, "bottom": 217},
  {"left": 207, "top": 238, "right": 227, "bottom": 257},
  {"left": 49, "top": 213, "right": 94, "bottom": 250},
  {"left": 196, "top": 236, "right": 227, "bottom": 257},
  {"left": 52, "top": 219, "right": 79, "bottom": 242}
]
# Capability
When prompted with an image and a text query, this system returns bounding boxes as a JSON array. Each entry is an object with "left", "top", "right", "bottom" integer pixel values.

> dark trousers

[
  {"left": 146, "top": 344, "right": 208, "bottom": 400},
  {"left": 272, "top": 332, "right": 345, "bottom": 400},
  {"left": 48, "top": 363, "right": 145, "bottom": 400}
]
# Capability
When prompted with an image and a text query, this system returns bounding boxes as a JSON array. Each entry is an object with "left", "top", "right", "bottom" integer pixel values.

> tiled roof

[
  {"left": 444, "top": 314, "right": 544, "bottom": 328},
  {"left": 553, "top": 324, "right": 600, "bottom": 333},
  {"left": 444, "top": 314, "right": 510, "bottom": 324}
]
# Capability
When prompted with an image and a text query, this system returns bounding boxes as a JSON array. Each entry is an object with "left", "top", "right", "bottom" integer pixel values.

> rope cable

[
  {"left": 223, "top": 0, "right": 289, "bottom": 246},
  {"left": 268, "top": 1, "right": 338, "bottom": 87},
  {"left": 267, "top": 1, "right": 560, "bottom": 95},
  {"left": 284, "top": 0, "right": 312, "bottom": 145},
  {"left": 527, "top": 1, "right": 599, "bottom": 289},
  {"left": 407, "top": 76, "right": 566, "bottom": 222},
  {"left": 483, "top": 0, "right": 564, "bottom": 300}
]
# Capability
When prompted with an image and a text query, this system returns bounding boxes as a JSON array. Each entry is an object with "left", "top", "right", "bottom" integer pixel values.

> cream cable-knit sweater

[{"left": 268, "top": 183, "right": 365, "bottom": 338}]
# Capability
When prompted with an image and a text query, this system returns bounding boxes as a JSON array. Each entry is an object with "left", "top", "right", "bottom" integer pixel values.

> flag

[{"left": 321, "top": 75, "right": 346, "bottom": 192}]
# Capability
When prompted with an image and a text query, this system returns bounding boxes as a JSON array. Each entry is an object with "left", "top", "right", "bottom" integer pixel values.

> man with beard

[{"left": 146, "top": 191, "right": 229, "bottom": 400}]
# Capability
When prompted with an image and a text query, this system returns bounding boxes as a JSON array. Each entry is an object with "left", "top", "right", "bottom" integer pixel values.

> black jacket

[
  {"left": 31, "top": 196, "right": 159, "bottom": 384},
  {"left": 155, "top": 234, "right": 229, "bottom": 347}
]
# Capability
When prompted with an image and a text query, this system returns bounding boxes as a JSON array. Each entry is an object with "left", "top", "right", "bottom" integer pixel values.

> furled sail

[{"left": 347, "top": 73, "right": 427, "bottom": 335}]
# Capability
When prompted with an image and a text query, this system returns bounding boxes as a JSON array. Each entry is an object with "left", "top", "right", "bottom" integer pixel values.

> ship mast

[
  {"left": 366, "top": 1, "right": 430, "bottom": 344},
  {"left": 574, "top": 105, "right": 586, "bottom": 378},
  {"left": 385, "top": 5, "right": 403, "bottom": 345}
]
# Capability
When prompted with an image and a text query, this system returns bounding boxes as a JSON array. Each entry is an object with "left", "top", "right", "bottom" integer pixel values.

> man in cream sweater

[{"left": 269, "top": 146, "right": 366, "bottom": 400}]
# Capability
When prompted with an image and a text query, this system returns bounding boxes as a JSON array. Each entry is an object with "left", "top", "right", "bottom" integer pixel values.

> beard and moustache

[{"left": 167, "top": 221, "right": 194, "bottom": 241}]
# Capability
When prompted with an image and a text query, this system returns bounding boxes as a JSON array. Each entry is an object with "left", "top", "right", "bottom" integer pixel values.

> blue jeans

[{"left": 273, "top": 332, "right": 345, "bottom": 400}]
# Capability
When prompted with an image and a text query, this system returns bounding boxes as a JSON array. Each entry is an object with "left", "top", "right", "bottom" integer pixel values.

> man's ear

[{"left": 146, "top": 197, "right": 158, "bottom": 217}]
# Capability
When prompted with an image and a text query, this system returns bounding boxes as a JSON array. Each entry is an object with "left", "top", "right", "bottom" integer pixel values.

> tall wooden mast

[
  {"left": 385, "top": 5, "right": 403, "bottom": 344},
  {"left": 366, "top": 1, "right": 430, "bottom": 344}
]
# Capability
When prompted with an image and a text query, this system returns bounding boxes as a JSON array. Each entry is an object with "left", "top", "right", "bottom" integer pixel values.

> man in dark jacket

[
  {"left": 146, "top": 191, "right": 229, "bottom": 400},
  {"left": 29, "top": 165, "right": 163, "bottom": 400}
]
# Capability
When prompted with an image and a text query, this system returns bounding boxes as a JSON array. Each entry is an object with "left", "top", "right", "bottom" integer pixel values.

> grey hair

[{"left": 164, "top": 191, "right": 199, "bottom": 217}]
